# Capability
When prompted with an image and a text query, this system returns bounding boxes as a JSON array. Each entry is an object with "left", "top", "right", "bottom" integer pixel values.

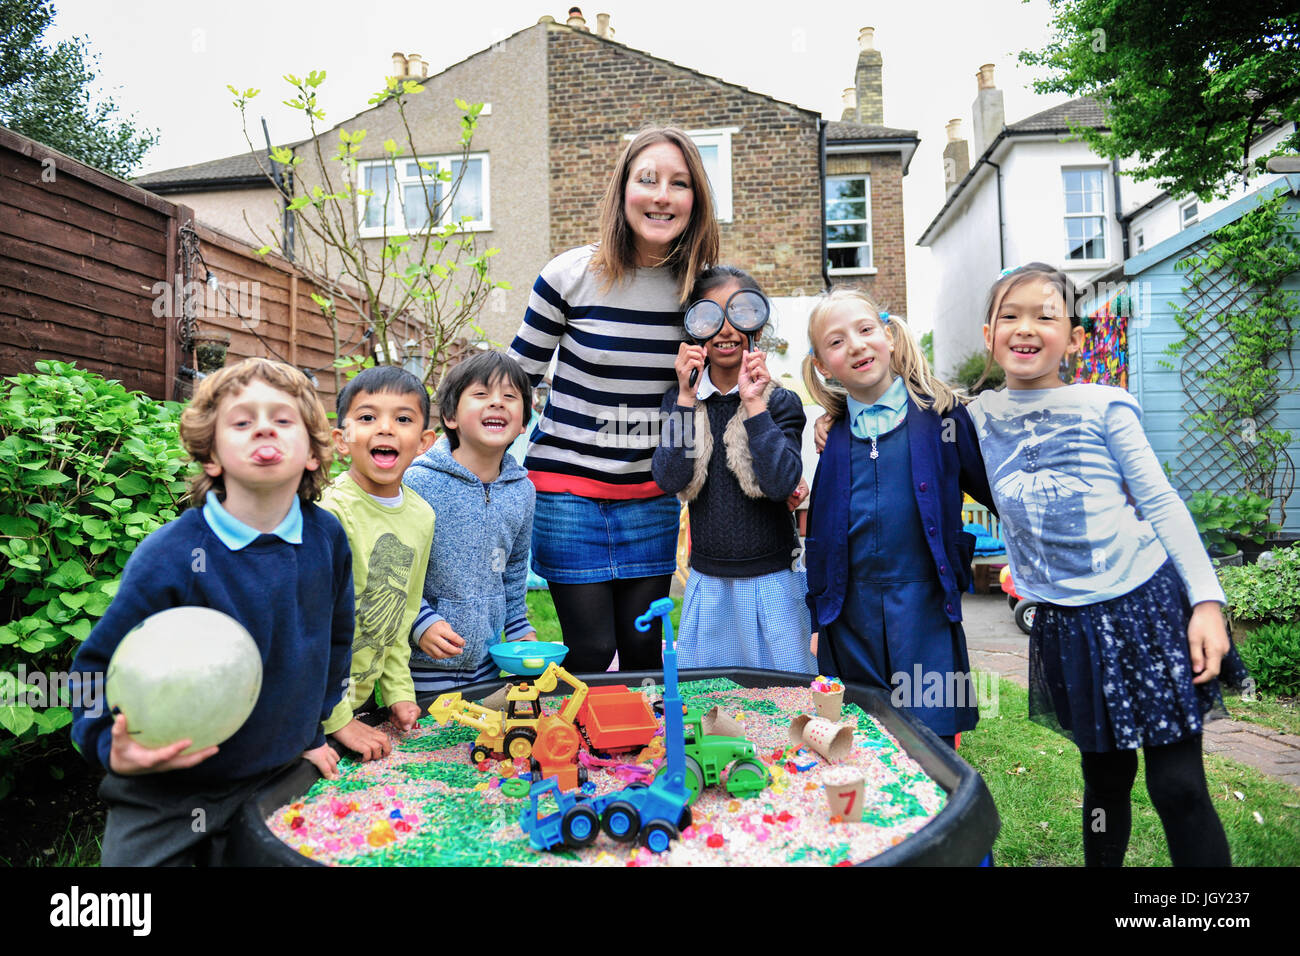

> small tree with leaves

[
  {"left": 1021, "top": 0, "right": 1300, "bottom": 201},
  {"left": 230, "top": 71, "right": 507, "bottom": 392}
]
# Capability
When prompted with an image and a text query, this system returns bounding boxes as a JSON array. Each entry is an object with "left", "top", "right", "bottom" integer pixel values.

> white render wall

[{"left": 928, "top": 164, "right": 1002, "bottom": 381}]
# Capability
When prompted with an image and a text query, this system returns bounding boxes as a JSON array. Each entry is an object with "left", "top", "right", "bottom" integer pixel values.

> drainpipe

[
  {"left": 1111, "top": 157, "right": 1129, "bottom": 261},
  {"left": 987, "top": 158, "right": 1005, "bottom": 271},
  {"left": 262, "top": 117, "right": 296, "bottom": 262},
  {"left": 819, "top": 119, "right": 830, "bottom": 291}
]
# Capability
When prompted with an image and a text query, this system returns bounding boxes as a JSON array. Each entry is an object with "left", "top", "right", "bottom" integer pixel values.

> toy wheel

[
  {"left": 561, "top": 804, "right": 599, "bottom": 848},
  {"left": 577, "top": 766, "right": 589, "bottom": 785},
  {"left": 1007, "top": 593, "right": 1018, "bottom": 610},
  {"left": 639, "top": 820, "right": 678, "bottom": 854},
  {"left": 652, "top": 699, "right": 687, "bottom": 717},
  {"left": 658, "top": 755, "right": 704, "bottom": 804},
  {"left": 504, "top": 727, "right": 536, "bottom": 760},
  {"left": 500, "top": 777, "right": 530, "bottom": 799},
  {"left": 1014, "top": 598, "right": 1038, "bottom": 635},
  {"left": 677, "top": 804, "right": 693, "bottom": 831},
  {"left": 601, "top": 801, "right": 640, "bottom": 842},
  {"left": 537, "top": 722, "right": 580, "bottom": 761},
  {"left": 470, "top": 744, "right": 490, "bottom": 764},
  {"left": 724, "top": 759, "right": 770, "bottom": 798}
]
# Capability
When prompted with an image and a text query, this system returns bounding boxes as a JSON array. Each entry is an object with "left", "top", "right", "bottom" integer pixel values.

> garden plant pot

[{"left": 194, "top": 332, "right": 231, "bottom": 373}]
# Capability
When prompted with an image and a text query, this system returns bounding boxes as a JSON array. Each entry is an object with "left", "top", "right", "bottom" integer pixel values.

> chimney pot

[
  {"left": 946, "top": 118, "right": 963, "bottom": 142},
  {"left": 596, "top": 12, "right": 610, "bottom": 37},
  {"left": 842, "top": 87, "right": 857, "bottom": 108},
  {"left": 538, "top": 14, "right": 555, "bottom": 22},
  {"left": 406, "top": 53, "right": 423, "bottom": 78},
  {"left": 567, "top": 6, "right": 588, "bottom": 30},
  {"left": 391, "top": 52, "right": 407, "bottom": 77},
  {"left": 977, "top": 63, "right": 996, "bottom": 90},
  {"left": 858, "top": 27, "right": 875, "bottom": 52}
]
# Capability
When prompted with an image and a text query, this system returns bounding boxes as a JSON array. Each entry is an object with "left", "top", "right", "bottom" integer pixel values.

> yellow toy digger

[{"left": 426, "top": 663, "right": 590, "bottom": 772}]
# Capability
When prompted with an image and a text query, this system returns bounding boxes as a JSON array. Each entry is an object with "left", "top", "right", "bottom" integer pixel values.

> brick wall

[
  {"left": 826, "top": 152, "right": 908, "bottom": 316},
  {"left": 546, "top": 27, "right": 824, "bottom": 296}
]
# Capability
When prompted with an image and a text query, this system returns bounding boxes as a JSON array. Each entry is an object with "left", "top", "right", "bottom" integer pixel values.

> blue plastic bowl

[{"left": 489, "top": 642, "right": 569, "bottom": 676}]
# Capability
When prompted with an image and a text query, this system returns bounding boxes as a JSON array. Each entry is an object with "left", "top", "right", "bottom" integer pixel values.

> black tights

[
  {"left": 1079, "top": 734, "right": 1230, "bottom": 867},
  {"left": 547, "top": 575, "right": 673, "bottom": 674}
]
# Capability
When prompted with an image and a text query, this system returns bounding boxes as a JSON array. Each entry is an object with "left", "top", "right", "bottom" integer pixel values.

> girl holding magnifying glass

[
  {"left": 652, "top": 266, "right": 814, "bottom": 672},
  {"left": 507, "top": 127, "right": 719, "bottom": 673}
]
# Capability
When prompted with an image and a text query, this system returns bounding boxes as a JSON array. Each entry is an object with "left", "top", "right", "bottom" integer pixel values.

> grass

[
  {"left": 1221, "top": 689, "right": 1300, "bottom": 738},
  {"left": 525, "top": 590, "right": 682, "bottom": 645},
  {"left": 0, "top": 818, "right": 102, "bottom": 867},
  {"left": 960, "top": 678, "right": 1300, "bottom": 866}
]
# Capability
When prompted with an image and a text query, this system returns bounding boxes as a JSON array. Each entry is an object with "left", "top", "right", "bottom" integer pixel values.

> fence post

[{"left": 163, "top": 213, "right": 179, "bottom": 401}]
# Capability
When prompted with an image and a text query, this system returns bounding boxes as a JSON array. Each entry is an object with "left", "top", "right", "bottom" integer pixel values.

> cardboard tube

[
  {"left": 811, "top": 687, "right": 844, "bottom": 721},
  {"left": 789, "top": 714, "right": 854, "bottom": 762},
  {"left": 701, "top": 705, "right": 744, "bottom": 738},
  {"left": 822, "top": 766, "right": 866, "bottom": 821}
]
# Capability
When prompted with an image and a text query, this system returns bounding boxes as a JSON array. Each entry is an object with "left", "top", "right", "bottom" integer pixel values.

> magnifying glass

[{"left": 682, "top": 289, "right": 771, "bottom": 388}]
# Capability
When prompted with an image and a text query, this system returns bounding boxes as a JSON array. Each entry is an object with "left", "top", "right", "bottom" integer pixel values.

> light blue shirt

[
  {"left": 202, "top": 492, "right": 303, "bottom": 551},
  {"left": 968, "top": 384, "right": 1225, "bottom": 607},
  {"left": 846, "top": 375, "right": 909, "bottom": 441}
]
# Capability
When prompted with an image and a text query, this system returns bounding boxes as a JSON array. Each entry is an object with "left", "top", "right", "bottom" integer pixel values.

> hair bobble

[{"left": 879, "top": 311, "right": 890, "bottom": 325}]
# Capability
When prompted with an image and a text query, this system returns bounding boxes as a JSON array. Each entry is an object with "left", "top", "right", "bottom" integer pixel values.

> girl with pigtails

[{"left": 802, "top": 290, "right": 995, "bottom": 745}]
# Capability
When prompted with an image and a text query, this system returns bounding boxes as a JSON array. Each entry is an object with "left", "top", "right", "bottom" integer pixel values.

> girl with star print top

[{"left": 968, "top": 262, "right": 1247, "bottom": 867}]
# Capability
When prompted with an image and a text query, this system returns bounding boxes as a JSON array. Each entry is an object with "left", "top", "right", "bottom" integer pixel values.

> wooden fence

[{"left": 0, "top": 126, "right": 356, "bottom": 404}]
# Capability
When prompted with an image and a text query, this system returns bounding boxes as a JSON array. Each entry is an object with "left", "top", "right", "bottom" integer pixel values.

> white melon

[{"left": 107, "top": 606, "right": 263, "bottom": 753}]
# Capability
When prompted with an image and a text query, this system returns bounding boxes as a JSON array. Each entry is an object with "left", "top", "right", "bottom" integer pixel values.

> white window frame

[
  {"left": 826, "top": 173, "right": 873, "bottom": 275},
  {"left": 623, "top": 128, "right": 735, "bottom": 222},
  {"left": 1062, "top": 166, "right": 1108, "bottom": 263},
  {"left": 1180, "top": 199, "right": 1199, "bottom": 229},
  {"left": 356, "top": 152, "right": 491, "bottom": 238}
]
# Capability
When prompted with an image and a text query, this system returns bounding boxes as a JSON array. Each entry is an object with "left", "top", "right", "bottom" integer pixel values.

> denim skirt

[{"left": 530, "top": 491, "right": 680, "bottom": 583}]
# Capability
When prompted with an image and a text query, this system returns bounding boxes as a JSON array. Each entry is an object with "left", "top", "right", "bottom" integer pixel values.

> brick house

[{"left": 135, "top": 13, "right": 919, "bottom": 365}]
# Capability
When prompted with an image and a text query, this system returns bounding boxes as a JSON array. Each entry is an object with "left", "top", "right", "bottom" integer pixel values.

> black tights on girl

[
  {"left": 1079, "top": 734, "right": 1230, "bottom": 867},
  {"left": 547, "top": 575, "right": 673, "bottom": 674}
]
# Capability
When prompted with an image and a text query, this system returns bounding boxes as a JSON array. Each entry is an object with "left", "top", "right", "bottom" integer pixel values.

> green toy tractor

[{"left": 655, "top": 707, "right": 770, "bottom": 803}]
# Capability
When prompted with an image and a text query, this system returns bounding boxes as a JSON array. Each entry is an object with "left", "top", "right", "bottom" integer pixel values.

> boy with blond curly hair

[{"left": 70, "top": 358, "right": 354, "bottom": 866}]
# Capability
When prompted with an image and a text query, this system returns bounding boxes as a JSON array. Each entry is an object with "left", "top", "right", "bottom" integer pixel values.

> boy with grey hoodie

[{"left": 404, "top": 351, "right": 538, "bottom": 694}]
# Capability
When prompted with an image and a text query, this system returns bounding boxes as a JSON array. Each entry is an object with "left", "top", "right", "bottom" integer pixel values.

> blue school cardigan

[{"left": 804, "top": 396, "right": 995, "bottom": 633}]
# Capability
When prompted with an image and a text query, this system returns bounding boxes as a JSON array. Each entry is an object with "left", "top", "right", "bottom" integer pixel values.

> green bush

[
  {"left": 950, "top": 350, "right": 1004, "bottom": 394},
  {"left": 0, "top": 361, "right": 189, "bottom": 796},
  {"left": 1186, "top": 490, "right": 1280, "bottom": 555},
  {"left": 1218, "top": 544, "right": 1300, "bottom": 624},
  {"left": 1238, "top": 622, "right": 1300, "bottom": 697}
]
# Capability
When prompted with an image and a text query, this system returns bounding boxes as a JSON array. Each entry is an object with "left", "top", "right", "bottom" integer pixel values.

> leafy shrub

[
  {"left": 1186, "top": 490, "right": 1280, "bottom": 555},
  {"left": 1218, "top": 544, "right": 1300, "bottom": 624},
  {"left": 0, "top": 362, "right": 189, "bottom": 796},
  {"left": 1238, "top": 622, "right": 1300, "bottom": 697},
  {"left": 950, "top": 350, "right": 1004, "bottom": 394}
]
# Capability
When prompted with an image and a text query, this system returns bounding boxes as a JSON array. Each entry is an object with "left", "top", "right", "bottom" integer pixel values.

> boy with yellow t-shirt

[{"left": 320, "top": 366, "right": 436, "bottom": 761}]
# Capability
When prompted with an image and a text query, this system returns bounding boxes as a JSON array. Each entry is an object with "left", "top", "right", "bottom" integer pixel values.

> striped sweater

[{"left": 507, "top": 244, "right": 684, "bottom": 498}]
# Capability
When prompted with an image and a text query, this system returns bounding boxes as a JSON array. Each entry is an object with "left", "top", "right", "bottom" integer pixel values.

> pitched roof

[
  {"left": 133, "top": 148, "right": 288, "bottom": 192},
  {"left": 826, "top": 121, "right": 919, "bottom": 142},
  {"left": 1007, "top": 96, "right": 1107, "bottom": 133},
  {"left": 917, "top": 96, "right": 1109, "bottom": 246}
]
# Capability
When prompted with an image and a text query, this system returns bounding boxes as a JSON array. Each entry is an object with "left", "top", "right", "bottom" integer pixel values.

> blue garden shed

[{"left": 1118, "top": 179, "right": 1300, "bottom": 535}]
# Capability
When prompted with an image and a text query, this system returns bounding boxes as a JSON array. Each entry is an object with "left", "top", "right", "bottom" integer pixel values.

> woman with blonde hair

[
  {"left": 801, "top": 289, "right": 995, "bottom": 744},
  {"left": 507, "top": 127, "right": 720, "bottom": 672}
]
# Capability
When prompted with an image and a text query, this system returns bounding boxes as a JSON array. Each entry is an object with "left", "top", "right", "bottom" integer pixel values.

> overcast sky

[{"left": 49, "top": 0, "right": 1070, "bottom": 330}]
